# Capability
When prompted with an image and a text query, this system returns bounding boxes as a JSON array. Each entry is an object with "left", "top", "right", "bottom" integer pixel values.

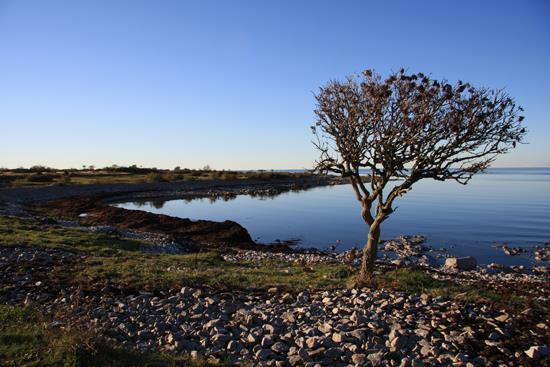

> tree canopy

[{"left": 312, "top": 69, "right": 526, "bottom": 281}]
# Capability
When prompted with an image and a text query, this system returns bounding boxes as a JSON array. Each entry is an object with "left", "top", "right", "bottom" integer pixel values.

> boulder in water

[{"left": 444, "top": 256, "right": 477, "bottom": 271}]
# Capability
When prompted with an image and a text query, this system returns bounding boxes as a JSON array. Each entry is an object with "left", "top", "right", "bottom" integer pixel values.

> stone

[
  {"left": 261, "top": 335, "right": 274, "bottom": 347},
  {"left": 255, "top": 348, "right": 273, "bottom": 360},
  {"left": 495, "top": 314, "right": 509, "bottom": 322},
  {"left": 323, "top": 347, "right": 343, "bottom": 361},
  {"left": 367, "top": 351, "right": 384, "bottom": 366},
  {"left": 211, "top": 333, "right": 230, "bottom": 344},
  {"left": 444, "top": 256, "right": 477, "bottom": 270},
  {"left": 271, "top": 341, "right": 289, "bottom": 353},
  {"left": 263, "top": 324, "right": 276, "bottom": 334},
  {"left": 525, "top": 345, "right": 550, "bottom": 359},
  {"left": 245, "top": 334, "right": 256, "bottom": 343},
  {"left": 454, "top": 353, "right": 469, "bottom": 362},
  {"left": 352, "top": 353, "right": 366, "bottom": 364},
  {"left": 420, "top": 345, "right": 432, "bottom": 357},
  {"left": 349, "top": 329, "right": 366, "bottom": 341},
  {"left": 227, "top": 340, "right": 243, "bottom": 353},
  {"left": 319, "top": 322, "right": 332, "bottom": 334},
  {"left": 332, "top": 332, "right": 344, "bottom": 343},
  {"left": 308, "top": 347, "right": 326, "bottom": 358},
  {"left": 282, "top": 311, "right": 296, "bottom": 323},
  {"left": 350, "top": 311, "right": 367, "bottom": 325},
  {"left": 306, "top": 337, "right": 318, "bottom": 349},
  {"left": 180, "top": 287, "right": 193, "bottom": 297},
  {"left": 390, "top": 335, "right": 409, "bottom": 351},
  {"left": 297, "top": 347, "right": 311, "bottom": 362},
  {"left": 288, "top": 355, "right": 302, "bottom": 366}
]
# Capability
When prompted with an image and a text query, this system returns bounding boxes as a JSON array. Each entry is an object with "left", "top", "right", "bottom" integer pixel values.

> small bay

[{"left": 116, "top": 168, "right": 550, "bottom": 266}]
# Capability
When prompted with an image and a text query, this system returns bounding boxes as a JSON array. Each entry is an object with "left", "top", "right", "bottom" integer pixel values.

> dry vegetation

[{"left": 0, "top": 165, "right": 317, "bottom": 188}]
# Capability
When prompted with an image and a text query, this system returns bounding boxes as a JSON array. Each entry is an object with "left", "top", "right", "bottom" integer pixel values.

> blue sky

[{"left": 1, "top": 0, "right": 549, "bottom": 169}]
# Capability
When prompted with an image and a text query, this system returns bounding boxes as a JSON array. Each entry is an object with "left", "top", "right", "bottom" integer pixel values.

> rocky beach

[
  {"left": 0, "top": 178, "right": 548, "bottom": 366},
  {"left": 1, "top": 244, "right": 549, "bottom": 367}
]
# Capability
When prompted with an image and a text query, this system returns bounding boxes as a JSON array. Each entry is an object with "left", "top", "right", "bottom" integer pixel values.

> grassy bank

[
  {"left": 0, "top": 215, "right": 528, "bottom": 308},
  {"left": 0, "top": 215, "right": 538, "bottom": 366},
  {"left": 0, "top": 215, "right": 144, "bottom": 254}
]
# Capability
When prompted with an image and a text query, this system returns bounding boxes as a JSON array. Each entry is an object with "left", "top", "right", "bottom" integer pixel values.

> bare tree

[{"left": 312, "top": 69, "right": 526, "bottom": 283}]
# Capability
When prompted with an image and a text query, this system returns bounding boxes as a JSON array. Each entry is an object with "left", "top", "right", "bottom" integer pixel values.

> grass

[
  {"left": 0, "top": 215, "right": 144, "bottom": 254},
  {"left": 0, "top": 304, "right": 230, "bottom": 367},
  {"left": 378, "top": 267, "right": 526, "bottom": 307},
  {"left": 1, "top": 213, "right": 533, "bottom": 366},
  {"left": 0, "top": 168, "right": 318, "bottom": 188},
  {"left": 0, "top": 215, "right": 354, "bottom": 291},
  {"left": 0, "top": 215, "right": 527, "bottom": 305},
  {"left": 75, "top": 252, "right": 354, "bottom": 292}
]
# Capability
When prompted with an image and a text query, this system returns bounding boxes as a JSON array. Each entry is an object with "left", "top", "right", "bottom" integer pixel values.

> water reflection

[
  {"left": 129, "top": 185, "right": 320, "bottom": 208},
  {"left": 130, "top": 199, "right": 167, "bottom": 209},
  {"left": 116, "top": 169, "right": 550, "bottom": 266}
]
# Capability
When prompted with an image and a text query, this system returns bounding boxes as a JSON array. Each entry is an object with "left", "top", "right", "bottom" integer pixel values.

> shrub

[
  {"left": 26, "top": 173, "right": 56, "bottom": 183},
  {"left": 146, "top": 172, "right": 167, "bottom": 183}
]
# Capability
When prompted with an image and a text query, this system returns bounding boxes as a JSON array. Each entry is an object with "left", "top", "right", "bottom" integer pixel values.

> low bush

[
  {"left": 146, "top": 172, "right": 168, "bottom": 183},
  {"left": 25, "top": 173, "right": 56, "bottom": 183}
]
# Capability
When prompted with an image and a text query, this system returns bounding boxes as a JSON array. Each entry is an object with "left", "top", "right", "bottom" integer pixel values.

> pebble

[{"left": 1, "top": 246, "right": 549, "bottom": 366}]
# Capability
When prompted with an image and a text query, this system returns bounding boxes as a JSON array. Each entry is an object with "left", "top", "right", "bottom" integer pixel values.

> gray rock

[
  {"left": 323, "top": 347, "right": 343, "bottom": 361},
  {"left": 245, "top": 333, "right": 256, "bottom": 343},
  {"left": 351, "top": 353, "right": 366, "bottom": 364},
  {"left": 282, "top": 311, "right": 296, "bottom": 323},
  {"left": 367, "top": 351, "right": 384, "bottom": 366},
  {"left": 271, "top": 341, "right": 289, "bottom": 353},
  {"left": 297, "top": 347, "right": 312, "bottom": 362},
  {"left": 255, "top": 348, "right": 273, "bottom": 360},
  {"left": 227, "top": 340, "right": 243, "bottom": 353},
  {"left": 288, "top": 355, "right": 302, "bottom": 366},
  {"left": 411, "top": 359, "right": 425, "bottom": 367},
  {"left": 332, "top": 332, "right": 344, "bottom": 343},
  {"left": 349, "top": 329, "right": 366, "bottom": 341},
  {"left": 390, "top": 335, "right": 409, "bottom": 351},
  {"left": 444, "top": 256, "right": 477, "bottom": 270},
  {"left": 306, "top": 337, "right": 318, "bottom": 349},
  {"left": 525, "top": 345, "right": 550, "bottom": 359},
  {"left": 261, "top": 335, "right": 274, "bottom": 347}
]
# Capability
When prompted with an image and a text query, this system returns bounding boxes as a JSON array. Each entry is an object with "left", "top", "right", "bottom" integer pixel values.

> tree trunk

[{"left": 358, "top": 222, "right": 381, "bottom": 284}]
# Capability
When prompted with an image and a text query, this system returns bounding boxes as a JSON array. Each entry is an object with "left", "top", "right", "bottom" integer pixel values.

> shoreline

[
  {"left": 1, "top": 176, "right": 549, "bottom": 365},
  {"left": 0, "top": 175, "right": 348, "bottom": 253},
  {"left": 1, "top": 175, "right": 548, "bottom": 267}
]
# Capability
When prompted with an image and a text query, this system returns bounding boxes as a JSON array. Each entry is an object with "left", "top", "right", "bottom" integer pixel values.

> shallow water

[{"left": 116, "top": 168, "right": 550, "bottom": 266}]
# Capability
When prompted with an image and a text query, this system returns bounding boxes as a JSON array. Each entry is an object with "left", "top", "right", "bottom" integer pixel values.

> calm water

[{"left": 116, "top": 168, "right": 550, "bottom": 266}]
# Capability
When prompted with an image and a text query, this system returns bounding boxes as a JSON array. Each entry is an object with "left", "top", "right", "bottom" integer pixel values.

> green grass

[
  {"left": 76, "top": 252, "right": 354, "bottom": 292},
  {"left": 0, "top": 304, "right": 231, "bottom": 367},
  {"left": 378, "top": 267, "right": 525, "bottom": 307},
  {"left": 0, "top": 215, "right": 526, "bottom": 305},
  {"left": 0, "top": 304, "right": 78, "bottom": 367},
  {"left": 72, "top": 252, "right": 526, "bottom": 307},
  {"left": 1, "top": 214, "right": 533, "bottom": 366},
  {"left": 0, "top": 215, "right": 144, "bottom": 254}
]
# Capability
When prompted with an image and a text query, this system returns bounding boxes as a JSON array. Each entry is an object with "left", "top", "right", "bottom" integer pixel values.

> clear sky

[{"left": 1, "top": 0, "right": 549, "bottom": 170}]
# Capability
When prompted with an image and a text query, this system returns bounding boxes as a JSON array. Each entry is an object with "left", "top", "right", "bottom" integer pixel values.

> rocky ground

[
  {"left": 1, "top": 245, "right": 549, "bottom": 367},
  {"left": 0, "top": 179, "right": 549, "bottom": 366}
]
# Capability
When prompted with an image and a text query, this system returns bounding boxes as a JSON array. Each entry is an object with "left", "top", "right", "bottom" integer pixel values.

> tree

[{"left": 312, "top": 69, "right": 526, "bottom": 283}]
